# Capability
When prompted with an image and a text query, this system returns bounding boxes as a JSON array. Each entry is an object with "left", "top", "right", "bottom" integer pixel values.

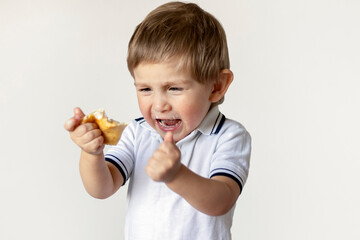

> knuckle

[
  {"left": 83, "top": 136, "right": 104, "bottom": 154},
  {"left": 70, "top": 133, "right": 81, "bottom": 145},
  {"left": 95, "top": 129, "right": 103, "bottom": 137},
  {"left": 75, "top": 124, "right": 87, "bottom": 136},
  {"left": 152, "top": 151, "right": 162, "bottom": 159},
  {"left": 84, "top": 123, "right": 95, "bottom": 131},
  {"left": 88, "top": 129, "right": 101, "bottom": 139},
  {"left": 94, "top": 136, "right": 104, "bottom": 146}
]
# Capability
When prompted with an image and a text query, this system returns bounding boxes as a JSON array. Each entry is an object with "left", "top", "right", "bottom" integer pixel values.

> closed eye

[
  {"left": 169, "top": 87, "right": 183, "bottom": 91},
  {"left": 139, "top": 88, "right": 151, "bottom": 92}
]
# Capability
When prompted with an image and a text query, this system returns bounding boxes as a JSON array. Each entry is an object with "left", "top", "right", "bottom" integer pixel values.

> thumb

[
  {"left": 64, "top": 107, "right": 85, "bottom": 132},
  {"left": 73, "top": 107, "right": 86, "bottom": 126},
  {"left": 164, "top": 131, "right": 174, "bottom": 143},
  {"left": 74, "top": 107, "right": 85, "bottom": 120}
]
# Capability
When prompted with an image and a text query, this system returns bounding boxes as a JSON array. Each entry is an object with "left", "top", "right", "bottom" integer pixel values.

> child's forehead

[
  {"left": 138, "top": 55, "right": 190, "bottom": 70},
  {"left": 133, "top": 64, "right": 206, "bottom": 90},
  {"left": 134, "top": 59, "right": 193, "bottom": 78}
]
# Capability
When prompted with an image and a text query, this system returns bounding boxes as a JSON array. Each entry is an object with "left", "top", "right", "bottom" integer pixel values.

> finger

[
  {"left": 74, "top": 107, "right": 86, "bottom": 121},
  {"left": 89, "top": 129, "right": 103, "bottom": 141},
  {"left": 146, "top": 157, "right": 166, "bottom": 181},
  {"left": 160, "top": 131, "right": 178, "bottom": 153},
  {"left": 151, "top": 149, "right": 165, "bottom": 162},
  {"left": 145, "top": 164, "right": 158, "bottom": 181},
  {"left": 82, "top": 135, "right": 105, "bottom": 154},
  {"left": 163, "top": 131, "right": 174, "bottom": 143},
  {"left": 64, "top": 107, "right": 86, "bottom": 132},
  {"left": 73, "top": 123, "right": 98, "bottom": 138}
]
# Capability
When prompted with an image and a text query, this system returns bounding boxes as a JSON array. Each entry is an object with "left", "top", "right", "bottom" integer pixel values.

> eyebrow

[
  {"left": 163, "top": 79, "right": 191, "bottom": 85},
  {"left": 134, "top": 78, "right": 192, "bottom": 86}
]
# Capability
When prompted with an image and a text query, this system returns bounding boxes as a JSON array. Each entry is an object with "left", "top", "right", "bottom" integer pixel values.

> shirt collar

[{"left": 196, "top": 105, "right": 225, "bottom": 136}]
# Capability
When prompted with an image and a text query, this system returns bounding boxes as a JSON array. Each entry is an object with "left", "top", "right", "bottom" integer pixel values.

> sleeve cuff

[
  {"left": 105, "top": 157, "right": 127, "bottom": 186},
  {"left": 210, "top": 172, "right": 243, "bottom": 193}
]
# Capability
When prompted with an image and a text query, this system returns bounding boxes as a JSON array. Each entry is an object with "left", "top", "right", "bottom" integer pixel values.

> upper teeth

[{"left": 159, "top": 119, "right": 180, "bottom": 126}]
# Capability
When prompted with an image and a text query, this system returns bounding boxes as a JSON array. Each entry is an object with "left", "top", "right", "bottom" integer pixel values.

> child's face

[{"left": 134, "top": 60, "right": 213, "bottom": 142}]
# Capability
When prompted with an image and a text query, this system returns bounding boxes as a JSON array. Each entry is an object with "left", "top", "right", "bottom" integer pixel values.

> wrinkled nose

[{"left": 153, "top": 93, "right": 171, "bottom": 113}]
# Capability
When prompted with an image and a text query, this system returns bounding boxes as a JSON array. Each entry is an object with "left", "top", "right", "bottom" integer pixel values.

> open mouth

[{"left": 156, "top": 119, "right": 182, "bottom": 131}]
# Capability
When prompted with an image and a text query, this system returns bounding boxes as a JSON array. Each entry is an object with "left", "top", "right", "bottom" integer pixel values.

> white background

[{"left": 1, "top": 0, "right": 359, "bottom": 239}]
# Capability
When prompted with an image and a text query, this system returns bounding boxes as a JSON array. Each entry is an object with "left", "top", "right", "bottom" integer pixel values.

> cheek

[
  {"left": 184, "top": 93, "right": 212, "bottom": 126},
  {"left": 180, "top": 102, "right": 209, "bottom": 125},
  {"left": 137, "top": 96, "right": 150, "bottom": 116}
]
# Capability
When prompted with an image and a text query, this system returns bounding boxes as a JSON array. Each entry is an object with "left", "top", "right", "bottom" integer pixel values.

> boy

[{"left": 64, "top": 2, "right": 251, "bottom": 239}]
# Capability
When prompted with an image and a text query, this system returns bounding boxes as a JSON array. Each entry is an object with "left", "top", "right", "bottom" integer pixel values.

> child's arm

[
  {"left": 64, "top": 107, "right": 124, "bottom": 199},
  {"left": 146, "top": 132, "right": 240, "bottom": 216}
]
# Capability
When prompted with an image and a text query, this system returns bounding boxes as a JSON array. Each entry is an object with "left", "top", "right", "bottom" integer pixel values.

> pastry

[{"left": 82, "top": 109, "right": 127, "bottom": 145}]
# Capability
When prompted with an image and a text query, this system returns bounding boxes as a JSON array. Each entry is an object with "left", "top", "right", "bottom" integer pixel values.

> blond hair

[{"left": 127, "top": 1, "right": 230, "bottom": 85}]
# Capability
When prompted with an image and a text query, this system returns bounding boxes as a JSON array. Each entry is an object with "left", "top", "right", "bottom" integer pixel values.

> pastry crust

[{"left": 81, "top": 109, "right": 127, "bottom": 145}]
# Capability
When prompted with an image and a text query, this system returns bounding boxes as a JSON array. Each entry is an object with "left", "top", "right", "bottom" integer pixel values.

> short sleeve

[
  {"left": 209, "top": 122, "right": 251, "bottom": 192},
  {"left": 105, "top": 121, "right": 136, "bottom": 185}
]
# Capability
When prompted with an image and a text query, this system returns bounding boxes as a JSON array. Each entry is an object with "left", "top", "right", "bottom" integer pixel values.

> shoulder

[
  {"left": 223, "top": 118, "right": 250, "bottom": 139},
  {"left": 212, "top": 121, "right": 251, "bottom": 164},
  {"left": 208, "top": 116, "right": 251, "bottom": 192},
  {"left": 214, "top": 116, "right": 251, "bottom": 144}
]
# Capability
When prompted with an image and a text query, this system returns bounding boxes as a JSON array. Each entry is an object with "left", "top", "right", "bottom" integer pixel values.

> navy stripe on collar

[
  {"left": 135, "top": 117, "right": 145, "bottom": 124},
  {"left": 210, "top": 112, "right": 221, "bottom": 135},
  {"left": 210, "top": 113, "right": 226, "bottom": 135},
  {"left": 135, "top": 117, "right": 144, "bottom": 122},
  {"left": 192, "top": 106, "right": 226, "bottom": 135},
  {"left": 213, "top": 114, "right": 226, "bottom": 135}
]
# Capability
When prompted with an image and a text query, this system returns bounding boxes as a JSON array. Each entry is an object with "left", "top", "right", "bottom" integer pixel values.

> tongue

[{"left": 162, "top": 119, "right": 180, "bottom": 126}]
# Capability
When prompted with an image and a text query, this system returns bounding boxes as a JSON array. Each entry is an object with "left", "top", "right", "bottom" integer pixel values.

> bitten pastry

[{"left": 81, "top": 109, "right": 127, "bottom": 145}]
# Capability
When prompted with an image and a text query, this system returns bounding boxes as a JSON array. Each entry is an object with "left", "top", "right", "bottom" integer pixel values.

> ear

[{"left": 209, "top": 69, "right": 234, "bottom": 103}]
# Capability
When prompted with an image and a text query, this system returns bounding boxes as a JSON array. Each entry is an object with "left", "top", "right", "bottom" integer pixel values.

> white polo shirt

[{"left": 105, "top": 106, "right": 251, "bottom": 240}]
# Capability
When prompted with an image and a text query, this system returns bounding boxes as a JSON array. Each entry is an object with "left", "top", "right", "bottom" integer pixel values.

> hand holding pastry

[
  {"left": 64, "top": 107, "right": 104, "bottom": 155},
  {"left": 64, "top": 108, "right": 127, "bottom": 155}
]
